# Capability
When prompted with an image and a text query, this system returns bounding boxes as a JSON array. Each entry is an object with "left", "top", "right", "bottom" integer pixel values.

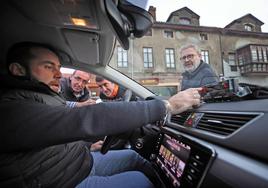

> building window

[
  {"left": 257, "top": 46, "right": 264, "bottom": 62},
  {"left": 250, "top": 46, "right": 268, "bottom": 62},
  {"left": 201, "top": 50, "right": 209, "bottom": 64},
  {"left": 179, "top": 18, "right": 191, "bottom": 25},
  {"left": 117, "top": 46, "right": 128, "bottom": 67},
  {"left": 244, "top": 24, "right": 253, "bottom": 31},
  {"left": 165, "top": 48, "right": 175, "bottom": 68},
  {"left": 262, "top": 46, "right": 268, "bottom": 62},
  {"left": 228, "top": 53, "right": 236, "bottom": 65},
  {"left": 228, "top": 53, "right": 237, "bottom": 71},
  {"left": 256, "top": 46, "right": 268, "bottom": 62},
  {"left": 200, "top": 33, "right": 208, "bottom": 40},
  {"left": 251, "top": 46, "right": 258, "bottom": 62},
  {"left": 145, "top": 29, "right": 152, "bottom": 36},
  {"left": 164, "top": 30, "right": 173, "bottom": 38},
  {"left": 238, "top": 54, "right": 244, "bottom": 65},
  {"left": 237, "top": 45, "right": 268, "bottom": 74},
  {"left": 143, "top": 47, "right": 153, "bottom": 68}
]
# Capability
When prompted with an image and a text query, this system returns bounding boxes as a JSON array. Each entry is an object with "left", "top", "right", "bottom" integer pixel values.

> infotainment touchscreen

[{"left": 156, "top": 134, "right": 191, "bottom": 187}]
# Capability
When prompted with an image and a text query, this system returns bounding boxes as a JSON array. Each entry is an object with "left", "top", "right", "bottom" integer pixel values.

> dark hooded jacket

[{"left": 0, "top": 75, "right": 166, "bottom": 188}]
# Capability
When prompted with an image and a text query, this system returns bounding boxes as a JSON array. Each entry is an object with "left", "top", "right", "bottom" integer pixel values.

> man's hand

[
  {"left": 90, "top": 140, "right": 104, "bottom": 152},
  {"left": 167, "top": 88, "right": 202, "bottom": 114},
  {"left": 76, "top": 99, "right": 96, "bottom": 107}
]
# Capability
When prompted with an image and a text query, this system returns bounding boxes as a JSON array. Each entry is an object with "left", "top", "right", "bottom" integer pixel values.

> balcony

[{"left": 239, "top": 62, "right": 268, "bottom": 75}]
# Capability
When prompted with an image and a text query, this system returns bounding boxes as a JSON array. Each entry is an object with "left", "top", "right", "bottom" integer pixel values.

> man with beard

[
  {"left": 0, "top": 42, "right": 201, "bottom": 188},
  {"left": 179, "top": 44, "right": 219, "bottom": 91}
]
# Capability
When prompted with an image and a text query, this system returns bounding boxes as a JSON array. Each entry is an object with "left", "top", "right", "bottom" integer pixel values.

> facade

[{"left": 109, "top": 6, "right": 268, "bottom": 94}]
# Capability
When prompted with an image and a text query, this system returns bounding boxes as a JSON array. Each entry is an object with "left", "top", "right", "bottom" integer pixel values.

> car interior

[{"left": 1, "top": 0, "right": 268, "bottom": 188}]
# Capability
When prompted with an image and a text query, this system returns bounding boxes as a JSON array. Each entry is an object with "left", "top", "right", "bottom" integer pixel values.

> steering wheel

[
  {"left": 122, "top": 89, "right": 132, "bottom": 101},
  {"left": 101, "top": 89, "right": 133, "bottom": 154}
]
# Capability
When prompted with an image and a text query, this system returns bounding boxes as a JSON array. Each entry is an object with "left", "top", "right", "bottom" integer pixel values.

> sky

[{"left": 146, "top": 0, "right": 268, "bottom": 32}]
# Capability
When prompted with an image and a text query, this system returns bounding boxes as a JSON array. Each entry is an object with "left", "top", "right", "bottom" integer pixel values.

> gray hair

[
  {"left": 72, "top": 70, "right": 91, "bottom": 77},
  {"left": 179, "top": 43, "right": 201, "bottom": 55}
]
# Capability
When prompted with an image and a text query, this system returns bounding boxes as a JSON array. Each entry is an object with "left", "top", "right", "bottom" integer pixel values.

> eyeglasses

[
  {"left": 73, "top": 76, "right": 89, "bottom": 85},
  {"left": 180, "top": 54, "right": 195, "bottom": 61}
]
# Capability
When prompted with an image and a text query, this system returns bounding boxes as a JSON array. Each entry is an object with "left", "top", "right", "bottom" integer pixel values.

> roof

[
  {"left": 166, "top": 7, "right": 200, "bottom": 22},
  {"left": 225, "top": 13, "right": 264, "bottom": 28},
  {"left": 152, "top": 21, "right": 268, "bottom": 38}
]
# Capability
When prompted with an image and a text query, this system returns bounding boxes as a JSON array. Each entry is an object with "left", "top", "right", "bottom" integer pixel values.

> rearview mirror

[{"left": 104, "top": 0, "right": 153, "bottom": 50}]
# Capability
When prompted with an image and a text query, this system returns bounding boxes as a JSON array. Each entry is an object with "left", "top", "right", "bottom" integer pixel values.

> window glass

[
  {"left": 244, "top": 24, "right": 253, "bottom": 31},
  {"left": 251, "top": 46, "right": 258, "bottom": 61},
  {"left": 228, "top": 53, "right": 237, "bottom": 71},
  {"left": 201, "top": 50, "right": 210, "bottom": 64},
  {"left": 179, "top": 18, "right": 190, "bottom": 25},
  {"left": 107, "top": 0, "right": 268, "bottom": 95},
  {"left": 117, "top": 46, "right": 128, "bottom": 67},
  {"left": 165, "top": 48, "right": 175, "bottom": 68},
  {"left": 145, "top": 29, "right": 152, "bottom": 36},
  {"left": 228, "top": 53, "right": 236, "bottom": 65},
  {"left": 263, "top": 47, "right": 268, "bottom": 62},
  {"left": 238, "top": 54, "right": 244, "bottom": 65},
  {"left": 164, "top": 30, "right": 173, "bottom": 38},
  {"left": 200, "top": 33, "right": 208, "bottom": 40},
  {"left": 257, "top": 46, "right": 264, "bottom": 62},
  {"left": 143, "top": 47, "right": 154, "bottom": 68}
]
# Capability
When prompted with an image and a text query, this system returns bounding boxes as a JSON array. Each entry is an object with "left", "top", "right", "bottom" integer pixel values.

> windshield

[{"left": 109, "top": 0, "right": 268, "bottom": 96}]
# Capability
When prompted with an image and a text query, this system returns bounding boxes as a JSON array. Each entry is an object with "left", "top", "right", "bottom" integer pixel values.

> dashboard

[
  {"left": 155, "top": 133, "right": 215, "bottom": 188},
  {"left": 153, "top": 99, "right": 268, "bottom": 188}
]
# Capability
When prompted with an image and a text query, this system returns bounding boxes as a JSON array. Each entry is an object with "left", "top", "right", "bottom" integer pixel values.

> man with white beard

[{"left": 179, "top": 44, "right": 219, "bottom": 91}]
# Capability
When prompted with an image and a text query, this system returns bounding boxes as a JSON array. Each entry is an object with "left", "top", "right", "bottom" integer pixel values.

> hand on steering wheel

[{"left": 100, "top": 89, "right": 133, "bottom": 154}]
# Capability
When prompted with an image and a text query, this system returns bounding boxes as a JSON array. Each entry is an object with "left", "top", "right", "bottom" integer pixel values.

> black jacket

[
  {"left": 0, "top": 75, "right": 166, "bottom": 188},
  {"left": 60, "top": 77, "right": 90, "bottom": 102}
]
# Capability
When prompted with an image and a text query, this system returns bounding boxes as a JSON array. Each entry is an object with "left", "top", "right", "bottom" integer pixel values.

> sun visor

[
  {"left": 104, "top": 0, "right": 153, "bottom": 50},
  {"left": 62, "top": 29, "right": 99, "bottom": 65}
]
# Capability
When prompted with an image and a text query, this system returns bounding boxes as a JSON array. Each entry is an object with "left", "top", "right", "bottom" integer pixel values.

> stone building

[{"left": 109, "top": 6, "right": 268, "bottom": 94}]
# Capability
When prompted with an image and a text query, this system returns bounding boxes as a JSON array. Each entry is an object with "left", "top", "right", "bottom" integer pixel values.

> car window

[
  {"left": 60, "top": 67, "right": 140, "bottom": 101},
  {"left": 109, "top": 0, "right": 268, "bottom": 96}
]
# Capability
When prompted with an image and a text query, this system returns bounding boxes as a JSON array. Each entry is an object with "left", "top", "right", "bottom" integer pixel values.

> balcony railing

[{"left": 239, "top": 62, "right": 268, "bottom": 75}]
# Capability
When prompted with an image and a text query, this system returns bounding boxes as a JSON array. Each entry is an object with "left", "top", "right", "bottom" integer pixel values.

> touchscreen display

[{"left": 156, "top": 134, "right": 191, "bottom": 187}]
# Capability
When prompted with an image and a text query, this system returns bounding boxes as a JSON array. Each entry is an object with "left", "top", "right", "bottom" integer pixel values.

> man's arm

[{"left": 0, "top": 99, "right": 165, "bottom": 152}]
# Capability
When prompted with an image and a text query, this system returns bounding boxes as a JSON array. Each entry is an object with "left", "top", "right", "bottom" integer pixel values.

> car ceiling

[
  {"left": 0, "top": 0, "right": 153, "bottom": 73},
  {"left": 0, "top": 0, "right": 119, "bottom": 71}
]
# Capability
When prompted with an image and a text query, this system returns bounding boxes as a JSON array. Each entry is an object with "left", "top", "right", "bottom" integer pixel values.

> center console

[{"left": 155, "top": 133, "right": 215, "bottom": 188}]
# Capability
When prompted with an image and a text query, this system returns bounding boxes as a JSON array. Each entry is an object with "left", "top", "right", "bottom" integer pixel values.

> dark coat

[
  {"left": 181, "top": 61, "right": 219, "bottom": 91},
  {"left": 60, "top": 77, "right": 90, "bottom": 102},
  {"left": 0, "top": 75, "right": 166, "bottom": 188}
]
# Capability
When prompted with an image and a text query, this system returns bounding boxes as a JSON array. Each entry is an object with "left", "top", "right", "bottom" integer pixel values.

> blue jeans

[{"left": 76, "top": 149, "right": 155, "bottom": 188}]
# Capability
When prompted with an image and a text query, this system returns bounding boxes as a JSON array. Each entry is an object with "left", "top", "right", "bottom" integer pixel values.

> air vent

[
  {"left": 197, "top": 113, "right": 258, "bottom": 136},
  {"left": 170, "top": 112, "right": 191, "bottom": 125}
]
